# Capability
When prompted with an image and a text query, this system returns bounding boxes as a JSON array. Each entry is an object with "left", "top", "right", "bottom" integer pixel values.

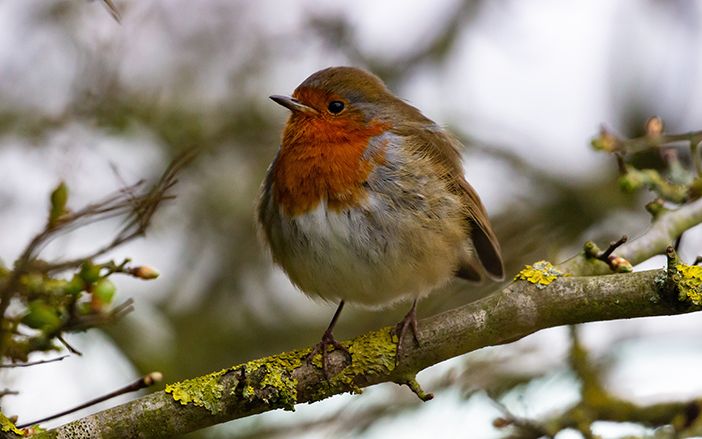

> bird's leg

[
  {"left": 307, "top": 300, "right": 350, "bottom": 379},
  {"left": 395, "top": 299, "right": 420, "bottom": 365}
]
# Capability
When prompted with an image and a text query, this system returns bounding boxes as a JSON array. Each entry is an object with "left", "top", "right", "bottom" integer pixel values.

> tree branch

[
  {"left": 559, "top": 196, "right": 702, "bottom": 275},
  {"left": 29, "top": 172, "right": 702, "bottom": 438},
  {"left": 29, "top": 269, "right": 694, "bottom": 438}
]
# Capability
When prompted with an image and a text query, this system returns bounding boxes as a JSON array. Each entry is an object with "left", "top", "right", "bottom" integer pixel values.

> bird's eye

[{"left": 327, "top": 101, "right": 345, "bottom": 114}]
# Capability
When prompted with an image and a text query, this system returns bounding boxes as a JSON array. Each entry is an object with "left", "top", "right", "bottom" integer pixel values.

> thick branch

[
  {"left": 32, "top": 269, "right": 695, "bottom": 438},
  {"left": 31, "top": 182, "right": 702, "bottom": 438}
]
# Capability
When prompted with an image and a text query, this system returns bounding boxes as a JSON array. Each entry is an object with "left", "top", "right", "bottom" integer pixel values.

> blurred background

[{"left": 2, "top": 0, "right": 702, "bottom": 437}]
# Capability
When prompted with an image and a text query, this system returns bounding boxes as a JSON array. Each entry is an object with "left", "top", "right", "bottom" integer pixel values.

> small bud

[
  {"left": 131, "top": 266, "right": 159, "bottom": 280},
  {"left": 144, "top": 371, "right": 163, "bottom": 386},
  {"left": 645, "top": 198, "right": 666, "bottom": 218},
  {"left": 22, "top": 300, "right": 62, "bottom": 332},
  {"left": 492, "top": 417, "right": 512, "bottom": 428},
  {"left": 93, "top": 279, "right": 116, "bottom": 305},
  {"left": 79, "top": 262, "right": 102, "bottom": 284},
  {"left": 645, "top": 116, "right": 664, "bottom": 137},
  {"left": 618, "top": 172, "right": 643, "bottom": 193},
  {"left": 583, "top": 241, "right": 601, "bottom": 259},
  {"left": 64, "top": 275, "right": 86, "bottom": 295},
  {"left": 49, "top": 181, "right": 69, "bottom": 227},
  {"left": 591, "top": 128, "right": 618, "bottom": 152},
  {"left": 610, "top": 256, "right": 633, "bottom": 273}
]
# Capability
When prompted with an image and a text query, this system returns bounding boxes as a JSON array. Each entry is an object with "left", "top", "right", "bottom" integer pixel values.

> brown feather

[{"left": 391, "top": 118, "right": 504, "bottom": 281}]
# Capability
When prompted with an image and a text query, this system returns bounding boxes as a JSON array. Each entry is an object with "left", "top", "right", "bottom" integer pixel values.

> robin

[{"left": 257, "top": 66, "right": 504, "bottom": 376}]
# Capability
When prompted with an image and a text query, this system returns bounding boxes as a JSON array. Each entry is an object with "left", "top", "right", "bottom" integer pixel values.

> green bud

[
  {"left": 591, "top": 129, "right": 618, "bottom": 152},
  {"left": 93, "top": 279, "right": 116, "bottom": 305},
  {"left": 79, "top": 262, "right": 101, "bottom": 284},
  {"left": 22, "top": 300, "right": 62, "bottom": 333},
  {"left": 618, "top": 172, "right": 643, "bottom": 193},
  {"left": 49, "top": 182, "right": 68, "bottom": 226},
  {"left": 64, "top": 275, "right": 86, "bottom": 295}
]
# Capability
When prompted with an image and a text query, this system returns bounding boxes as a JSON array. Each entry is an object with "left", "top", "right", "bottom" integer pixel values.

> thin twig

[
  {"left": 0, "top": 355, "right": 69, "bottom": 368},
  {"left": 488, "top": 396, "right": 553, "bottom": 439},
  {"left": 0, "top": 150, "right": 198, "bottom": 359},
  {"left": 57, "top": 336, "right": 82, "bottom": 356},
  {"left": 100, "top": 0, "right": 121, "bottom": 23},
  {"left": 17, "top": 372, "right": 163, "bottom": 429},
  {"left": 599, "top": 235, "right": 628, "bottom": 261}
]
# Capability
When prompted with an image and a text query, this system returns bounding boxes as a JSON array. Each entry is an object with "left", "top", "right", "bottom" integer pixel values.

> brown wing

[
  {"left": 459, "top": 178, "right": 504, "bottom": 280},
  {"left": 395, "top": 119, "right": 504, "bottom": 280}
]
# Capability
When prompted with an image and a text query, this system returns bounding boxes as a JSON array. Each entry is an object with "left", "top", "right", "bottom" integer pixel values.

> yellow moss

[
  {"left": 311, "top": 329, "right": 397, "bottom": 400},
  {"left": 165, "top": 368, "right": 229, "bottom": 414},
  {"left": 0, "top": 412, "right": 22, "bottom": 435},
  {"left": 675, "top": 263, "right": 702, "bottom": 305},
  {"left": 166, "top": 351, "right": 306, "bottom": 413},
  {"left": 166, "top": 329, "right": 401, "bottom": 413},
  {"left": 514, "top": 260, "right": 566, "bottom": 288},
  {"left": 240, "top": 350, "right": 305, "bottom": 411}
]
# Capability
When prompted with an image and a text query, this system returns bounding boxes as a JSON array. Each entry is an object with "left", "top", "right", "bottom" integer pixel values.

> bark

[{"left": 31, "top": 198, "right": 702, "bottom": 438}]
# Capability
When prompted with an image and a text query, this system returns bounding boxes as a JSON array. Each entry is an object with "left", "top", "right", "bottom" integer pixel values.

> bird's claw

[
  {"left": 394, "top": 305, "right": 420, "bottom": 366},
  {"left": 307, "top": 329, "right": 350, "bottom": 379}
]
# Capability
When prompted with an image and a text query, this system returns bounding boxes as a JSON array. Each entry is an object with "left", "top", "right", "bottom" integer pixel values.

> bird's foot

[
  {"left": 307, "top": 328, "right": 350, "bottom": 379},
  {"left": 394, "top": 303, "right": 420, "bottom": 366}
]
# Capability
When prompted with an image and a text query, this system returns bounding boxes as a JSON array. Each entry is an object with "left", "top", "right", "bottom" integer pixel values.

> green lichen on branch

[
  {"left": 514, "top": 260, "right": 567, "bottom": 288},
  {"left": 674, "top": 264, "right": 702, "bottom": 305},
  {"left": 0, "top": 411, "right": 22, "bottom": 436},
  {"left": 240, "top": 350, "right": 305, "bottom": 411},
  {"left": 162, "top": 328, "right": 411, "bottom": 419},
  {"left": 166, "top": 350, "right": 306, "bottom": 414},
  {"left": 311, "top": 328, "right": 397, "bottom": 400},
  {"left": 165, "top": 368, "right": 229, "bottom": 414}
]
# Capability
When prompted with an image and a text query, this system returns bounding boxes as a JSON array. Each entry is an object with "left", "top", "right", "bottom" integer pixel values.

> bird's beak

[{"left": 269, "top": 95, "right": 319, "bottom": 115}]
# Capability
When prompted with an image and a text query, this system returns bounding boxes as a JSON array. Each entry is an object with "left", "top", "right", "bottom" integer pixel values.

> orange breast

[{"left": 272, "top": 117, "right": 388, "bottom": 216}]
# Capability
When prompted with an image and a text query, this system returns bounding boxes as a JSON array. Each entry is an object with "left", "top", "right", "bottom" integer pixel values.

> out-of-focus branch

[
  {"left": 0, "top": 150, "right": 196, "bottom": 365},
  {"left": 497, "top": 326, "right": 702, "bottom": 438}
]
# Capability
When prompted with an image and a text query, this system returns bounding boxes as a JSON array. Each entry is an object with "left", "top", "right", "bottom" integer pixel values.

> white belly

[{"left": 268, "top": 198, "right": 464, "bottom": 308}]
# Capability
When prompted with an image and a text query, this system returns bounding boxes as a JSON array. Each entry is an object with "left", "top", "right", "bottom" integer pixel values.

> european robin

[{"left": 258, "top": 66, "right": 504, "bottom": 376}]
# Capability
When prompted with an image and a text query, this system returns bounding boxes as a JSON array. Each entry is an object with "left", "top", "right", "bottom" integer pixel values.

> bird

[{"left": 257, "top": 66, "right": 504, "bottom": 376}]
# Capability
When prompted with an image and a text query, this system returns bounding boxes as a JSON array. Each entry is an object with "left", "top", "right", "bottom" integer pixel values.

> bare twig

[
  {"left": 0, "top": 150, "right": 198, "bottom": 358},
  {"left": 599, "top": 235, "right": 628, "bottom": 261},
  {"left": 57, "top": 336, "right": 82, "bottom": 356},
  {"left": 0, "top": 355, "right": 68, "bottom": 368},
  {"left": 100, "top": 0, "right": 121, "bottom": 23},
  {"left": 17, "top": 372, "right": 162, "bottom": 429},
  {"left": 582, "top": 235, "right": 631, "bottom": 273},
  {"left": 489, "top": 397, "right": 553, "bottom": 439}
]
